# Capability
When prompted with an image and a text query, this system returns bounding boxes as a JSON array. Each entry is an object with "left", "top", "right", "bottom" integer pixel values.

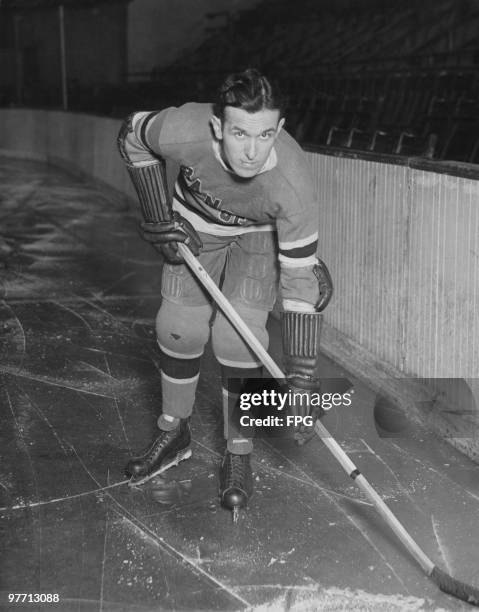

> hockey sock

[
  {"left": 221, "top": 365, "right": 262, "bottom": 455},
  {"left": 158, "top": 347, "right": 201, "bottom": 425},
  {"left": 157, "top": 413, "right": 180, "bottom": 431}
]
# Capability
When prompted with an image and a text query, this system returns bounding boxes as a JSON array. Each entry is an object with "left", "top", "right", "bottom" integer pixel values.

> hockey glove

[
  {"left": 140, "top": 211, "right": 203, "bottom": 264},
  {"left": 282, "top": 310, "right": 324, "bottom": 444}
]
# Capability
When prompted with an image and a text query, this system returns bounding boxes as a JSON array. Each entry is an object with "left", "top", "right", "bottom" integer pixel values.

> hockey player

[{"left": 117, "top": 68, "right": 333, "bottom": 512}]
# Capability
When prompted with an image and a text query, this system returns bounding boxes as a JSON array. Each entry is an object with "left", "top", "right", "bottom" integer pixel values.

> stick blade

[{"left": 431, "top": 566, "right": 479, "bottom": 606}]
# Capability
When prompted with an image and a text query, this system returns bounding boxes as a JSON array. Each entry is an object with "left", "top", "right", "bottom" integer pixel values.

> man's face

[{"left": 211, "top": 106, "right": 285, "bottom": 178}]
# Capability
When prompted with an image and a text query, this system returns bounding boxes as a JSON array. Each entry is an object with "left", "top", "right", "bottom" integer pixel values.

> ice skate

[
  {"left": 126, "top": 418, "right": 191, "bottom": 487},
  {"left": 219, "top": 451, "right": 253, "bottom": 521}
]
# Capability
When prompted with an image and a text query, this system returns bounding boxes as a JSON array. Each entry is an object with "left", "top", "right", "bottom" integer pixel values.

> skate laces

[
  {"left": 146, "top": 428, "right": 177, "bottom": 459},
  {"left": 225, "top": 453, "right": 250, "bottom": 489}
]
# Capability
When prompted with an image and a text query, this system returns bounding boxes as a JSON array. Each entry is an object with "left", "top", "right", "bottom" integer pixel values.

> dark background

[{"left": 1, "top": 0, "right": 479, "bottom": 160}]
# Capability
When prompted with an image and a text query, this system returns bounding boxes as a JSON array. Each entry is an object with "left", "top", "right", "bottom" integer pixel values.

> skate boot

[
  {"left": 219, "top": 451, "right": 253, "bottom": 520},
  {"left": 126, "top": 418, "right": 191, "bottom": 487}
]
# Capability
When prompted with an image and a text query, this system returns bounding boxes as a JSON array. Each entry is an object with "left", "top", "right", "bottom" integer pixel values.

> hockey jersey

[{"left": 124, "top": 103, "right": 322, "bottom": 309}]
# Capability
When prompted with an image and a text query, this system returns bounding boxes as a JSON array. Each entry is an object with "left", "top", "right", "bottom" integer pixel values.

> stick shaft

[
  {"left": 314, "top": 419, "right": 434, "bottom": 574},
  {"left": 177, "top": 241, "right": 435, "bottom": 576}
]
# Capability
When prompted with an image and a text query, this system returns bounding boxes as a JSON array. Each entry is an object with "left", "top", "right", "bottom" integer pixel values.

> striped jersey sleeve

[
  {"left": 278, "top": 227, "right": 318, "bottom": 268},
  {"left": 277, "top": 212, "right": 321, "bottom": 309},
  {"left": 273, "top": 137, "right": 322, "bottom": 309}
]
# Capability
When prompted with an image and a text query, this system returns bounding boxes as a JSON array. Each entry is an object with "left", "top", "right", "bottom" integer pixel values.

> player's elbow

[
  {"left": 117, "top": 113, "right": 136, "bottom": 162},
  {"left": 117, "top": 112, "right": 157, "bottom": 166}
]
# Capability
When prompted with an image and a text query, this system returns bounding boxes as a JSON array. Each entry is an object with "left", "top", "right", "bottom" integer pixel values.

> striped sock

[
  {"left": 157, "top": 345, "right": 201, "bottom": 425},
  {"left": 157, "top": 413, "right": 180, "bottom": 431},
  {"left": 221, "top": 364, "right": 262, "bottom": 454}
]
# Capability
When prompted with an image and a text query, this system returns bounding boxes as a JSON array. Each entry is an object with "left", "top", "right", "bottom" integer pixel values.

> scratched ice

[{"left": 0, "top": 156, "right": 478, "bottom": 611}]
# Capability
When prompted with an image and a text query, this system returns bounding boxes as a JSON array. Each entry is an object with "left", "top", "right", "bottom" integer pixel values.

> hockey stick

[{"left": 175, "top": 240, "right": 479, "bottom": 607}]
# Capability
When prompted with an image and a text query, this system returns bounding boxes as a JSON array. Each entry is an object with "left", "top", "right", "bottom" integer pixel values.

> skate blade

[
  {"left": 128, "top": 448, "right": 192, "bottom": 488},
  {"left": 231, "top": 505, "right": 249, "bottom": 524}
]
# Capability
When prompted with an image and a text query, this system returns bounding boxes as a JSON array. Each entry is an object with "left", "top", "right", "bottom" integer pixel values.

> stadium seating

[
  {"left": 148, "top": 0, "right": 479, "bottom": 162},
  {"left": 3, "top": 0, "right": 477, "bottom": 162}
]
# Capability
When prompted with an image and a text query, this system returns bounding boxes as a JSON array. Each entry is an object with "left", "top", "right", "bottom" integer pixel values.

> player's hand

[
  {"left": 139, "top": 212, "right": 202, "bottom": 264},
  {"left": 282, "top": 377, "right": 324, "bottom": 446}
]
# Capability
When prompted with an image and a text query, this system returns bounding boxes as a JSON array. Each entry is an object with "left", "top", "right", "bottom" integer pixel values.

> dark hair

[{"left": 214, "top": 68, "right": 284, "bottom": 120}]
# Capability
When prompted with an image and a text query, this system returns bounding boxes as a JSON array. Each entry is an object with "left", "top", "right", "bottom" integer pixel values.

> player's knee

[
  {"left": 156, "top": 301, "right": 211, "bottom": 357},
  {"left": 212, "top": 305, "right": 269, "bottom": 366}
]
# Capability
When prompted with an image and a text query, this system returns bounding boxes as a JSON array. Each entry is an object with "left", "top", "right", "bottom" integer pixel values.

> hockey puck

[{"left": 374, "top": 395, "right": 410, "bottom": 437}]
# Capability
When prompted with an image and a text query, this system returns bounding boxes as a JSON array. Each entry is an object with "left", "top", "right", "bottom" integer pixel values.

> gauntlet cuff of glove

[
  {"left": 126, "top": 161, "right": 171, "bottom": 223},
  {"left": 281, "top": 311, "right": 322, "bottom": 383}
]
